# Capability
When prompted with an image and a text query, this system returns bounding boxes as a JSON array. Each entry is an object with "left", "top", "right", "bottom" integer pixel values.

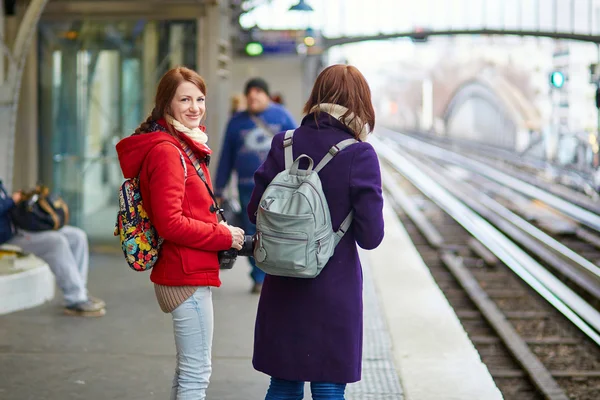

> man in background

[{"left": 215, "top": 78, "right": 297, "bottom": 294}]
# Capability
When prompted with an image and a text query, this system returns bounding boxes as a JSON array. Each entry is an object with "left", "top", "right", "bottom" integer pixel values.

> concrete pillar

[
  {"left": 302, "top": 55, "right": 323, "bottom": 103},
  {"left": 197, "top": 0, "right": 232, "bottom": 175},
  {"left": 169, "top": 24, "right": 185, "bottom": 69},
  {"left": 0, "top": 0, "right": 4, "bottom": 84},
  {"left": 12, "top": 35, "right": 38, "bottom": 190},
  {"left": 142, "top": 21, "right": 158, "bottom": 115},
  {"left": 0, "top": 11, "right": 18, "bottom": 188},
  {"left": 0, "top": 0, "right": 49, "bottom": 191}
]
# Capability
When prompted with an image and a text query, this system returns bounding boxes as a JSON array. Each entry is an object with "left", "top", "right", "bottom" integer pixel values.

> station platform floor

[{"left": 0, "top": 201, "right": 503, "bottom": 400}]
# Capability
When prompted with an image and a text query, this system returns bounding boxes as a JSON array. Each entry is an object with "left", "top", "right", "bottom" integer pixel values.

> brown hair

[
  {"left": 134, "top": 66, "right": 207, "bottom": 135},
  {"left": 303, "top": 64, "right": 375, "bottom": 138}
]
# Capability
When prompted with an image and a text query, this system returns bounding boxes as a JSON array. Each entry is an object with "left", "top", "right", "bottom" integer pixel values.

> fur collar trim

[{"left": 310, "top": 103, "right": 370, "bottom": 141}]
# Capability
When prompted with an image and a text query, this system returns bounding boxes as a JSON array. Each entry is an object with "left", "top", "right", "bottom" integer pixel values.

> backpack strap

[
  {"left": 335, "top": 210, "right": 354, "bottom": 245},
  {"left": 314, "top": 138, "right": 358, "bottom": 243},
  {"left": 283, "top": 129, "right": 295, "bottom": 169},
  {"left": 314, "top": 138, "right": 358, "bottom": 173},
  {"left": 167, "top": 143, "right": 187, "bottom": 179},
  {"left": 283, "top": 134, "right": 357, "bottom": 242}
]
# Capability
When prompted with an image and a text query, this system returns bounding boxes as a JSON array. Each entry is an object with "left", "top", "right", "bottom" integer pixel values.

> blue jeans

[
  {"left": 239, "top": 185, "right": 265, "bottom": 284},
  {"left": 265, "top": 377, "right": 346, "bottom": 400},
  {"left": 170, "top": 287, "right": 213, "bottom": 400}
]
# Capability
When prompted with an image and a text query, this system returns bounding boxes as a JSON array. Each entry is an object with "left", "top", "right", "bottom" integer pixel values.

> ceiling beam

[
  {"left": 42, "top": 1, "right": 209, "bottom": 20},
  {"left": 324, "top": 29, "right": 600, "bottom": 49}
]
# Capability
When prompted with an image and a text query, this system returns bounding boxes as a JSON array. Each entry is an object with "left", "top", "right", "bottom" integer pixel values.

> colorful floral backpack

[{"left": 114, "top": 145, "right": 186, "bottom": 271}]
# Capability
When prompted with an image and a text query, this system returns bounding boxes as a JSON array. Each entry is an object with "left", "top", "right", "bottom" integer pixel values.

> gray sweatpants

[{"left": 8, "top": 226, "right": 89, "bottom": 305}]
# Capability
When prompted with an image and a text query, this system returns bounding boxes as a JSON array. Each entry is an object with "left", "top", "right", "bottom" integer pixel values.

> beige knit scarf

[
  {"left": 165, "top": 114, "right": 209, "bottom": 146},
  {"left": 310, "top": 103, "right": 370, "bottom": 141}
]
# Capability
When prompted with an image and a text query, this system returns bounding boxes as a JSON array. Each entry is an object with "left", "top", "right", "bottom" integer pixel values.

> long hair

[
  {"left": 134, "top": 66, "right": 207, "bottom": 135},
  {"left": 303, "top": 64, "right": 375, "bottom": 138}
]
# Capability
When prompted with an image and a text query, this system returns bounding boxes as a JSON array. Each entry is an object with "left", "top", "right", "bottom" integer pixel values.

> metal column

[{"left": 197, "top": 0, "right": 232, "bottom": 174}]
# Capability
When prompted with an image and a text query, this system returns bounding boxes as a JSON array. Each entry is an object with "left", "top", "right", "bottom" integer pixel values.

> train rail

[
  {"left": 391, "top": 130, "right": 599, "bottom": 202},
  {"left": 373, "top": 135, "right": 600, "bottom": 399},
  {"left": 380, "top": 130, "right": 600, "bottom": 219}
]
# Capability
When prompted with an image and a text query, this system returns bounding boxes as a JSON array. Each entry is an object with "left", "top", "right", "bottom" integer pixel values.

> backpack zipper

[
  {"left": 260, "top": 230, "right": 307, "bottom": 242},
  {"left": 267, "top": 181, "right": 327, "bottom": 219},
  {"left": 121, "top": 185, "right": 133, "bottom": 222},
  {"left": 255, "top": 230, "right": 308, "bottom": 263}
]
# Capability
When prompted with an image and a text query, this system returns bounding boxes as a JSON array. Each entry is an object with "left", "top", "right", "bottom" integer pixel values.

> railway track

[
  {"left": 374, "top": 136, "right": 600, "bottom": 399},
  {"left": 381, "top": 130, "right": 600, "bottom": 218},
  {"left": 389, "top": 129, "right": 599, "bottom": 202}
]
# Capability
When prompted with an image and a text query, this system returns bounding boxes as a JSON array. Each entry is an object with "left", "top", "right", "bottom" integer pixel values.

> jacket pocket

[{"left": 180, "top": 246, "right": 219, "bottom": 275}]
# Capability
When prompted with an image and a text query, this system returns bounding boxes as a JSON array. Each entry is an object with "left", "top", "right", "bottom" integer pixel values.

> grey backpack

[{"left": 253, "top": 129, "right": 357, "bottom": 278}]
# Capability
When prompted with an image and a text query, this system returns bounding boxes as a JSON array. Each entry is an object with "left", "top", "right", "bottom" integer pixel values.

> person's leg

[
  {"left": 310, "top": 382, "right": 346, "bottom": 400},
  {"left": 238, "top": 186, "right": 265, "bottom": 289},
  {"left": 170, "top": 287, "right": 213, "bottom": 400},
  {"left": 265, "top": 377, "right": 304, "bottom": 400},
  {"left": 58, "top": 225, "right": 89, "bottom": 283},
  {"left": 170, "top": 357, "right": 180, "bottom": 400},
  {"left": 56, "top": 225, "right": 104, "bottom": 309},
  {"left": 9, "top": 231, "right": 88, "bottom": 305}
]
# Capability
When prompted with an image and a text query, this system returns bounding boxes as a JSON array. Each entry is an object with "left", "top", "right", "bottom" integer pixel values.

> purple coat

[{"left": 247, "top": 112, "right": 385, "bottom": 383}]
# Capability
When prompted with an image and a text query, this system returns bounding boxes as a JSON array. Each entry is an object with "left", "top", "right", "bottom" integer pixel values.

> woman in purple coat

[{"left": 247, "top": 64, "right": 385, "bottom": 399}]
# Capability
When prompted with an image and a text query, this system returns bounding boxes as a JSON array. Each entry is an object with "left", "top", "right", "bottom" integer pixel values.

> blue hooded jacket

[{"left": 0, "top": 181, "right": 16, "bottom": 244}]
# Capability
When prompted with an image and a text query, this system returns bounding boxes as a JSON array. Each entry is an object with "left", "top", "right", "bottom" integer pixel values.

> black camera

[{"left": 218, "top": 235, "right": 255, "bottom": 269}]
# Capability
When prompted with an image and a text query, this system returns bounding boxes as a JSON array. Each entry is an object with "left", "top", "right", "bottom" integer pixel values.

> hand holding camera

[
  {"left": 218, "top": 221, "right": 256, "bottom": 270},
  {"left": 215, "top": 200, "right": 255, "bottom": 270},
  {"left": 221, "top": 221, "right": 245, "bottom": 250}
]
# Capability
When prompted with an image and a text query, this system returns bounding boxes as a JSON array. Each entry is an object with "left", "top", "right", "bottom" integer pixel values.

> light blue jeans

[
  {"left": 265, "top": 377, "right": 346, "bottom": 400},
  {"left": 170, "top": 287, "right": 214, "bottom": 400}
]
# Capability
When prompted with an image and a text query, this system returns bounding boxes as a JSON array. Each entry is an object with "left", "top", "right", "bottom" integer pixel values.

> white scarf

[
  {"left": 165, "top": 114, "right": 209, "bottom": 146},
  {"left": 310, "top": 103, "right": 371, "bottom": 141}
]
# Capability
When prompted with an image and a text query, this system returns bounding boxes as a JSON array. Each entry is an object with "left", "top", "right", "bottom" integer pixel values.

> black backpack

[{"left": 10, "top": 185, "right": 69, "bottom": 231}]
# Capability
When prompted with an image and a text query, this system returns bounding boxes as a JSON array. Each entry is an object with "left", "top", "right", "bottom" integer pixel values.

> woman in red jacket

[{"left": 116, "top": 66, "right": 245, "bottom": 399}]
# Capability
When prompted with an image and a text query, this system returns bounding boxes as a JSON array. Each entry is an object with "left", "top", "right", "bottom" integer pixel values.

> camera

[{"left": 218, "top": 234, "right": 255, "bottom": 269}]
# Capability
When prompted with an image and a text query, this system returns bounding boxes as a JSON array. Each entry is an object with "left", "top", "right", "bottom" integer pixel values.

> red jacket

[{"left": 116, "top": 121, "right": 232, "bottom": 287}]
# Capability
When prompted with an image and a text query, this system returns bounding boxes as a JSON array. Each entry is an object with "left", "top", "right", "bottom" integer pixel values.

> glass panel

[{"left": 38, "top": 20, "right": 197, "bottom": 243}]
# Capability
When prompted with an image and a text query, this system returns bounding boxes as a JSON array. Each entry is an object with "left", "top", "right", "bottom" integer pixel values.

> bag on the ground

[
  {"left": 10, "top": 185, "right": 69, "bottom": 231},
  {"left": 114, "top": 144, "right": 187, "bottom": 272},
  {"left": 253, "top": 129, "right": 356, "bottom": 278}
]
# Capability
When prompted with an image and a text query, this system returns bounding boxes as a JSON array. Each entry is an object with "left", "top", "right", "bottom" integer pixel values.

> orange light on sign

[{"left": 60, "top": 31, "right": 78, "bottom": 40}]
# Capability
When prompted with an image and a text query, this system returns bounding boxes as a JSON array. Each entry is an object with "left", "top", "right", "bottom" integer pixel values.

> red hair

[{"left": 303, "top": 64, "right": 375, "bottom": 138}]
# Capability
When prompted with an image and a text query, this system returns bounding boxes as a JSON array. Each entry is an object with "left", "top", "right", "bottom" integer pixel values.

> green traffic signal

[
  {"left": 550, "top": 71, "right": 565, "bottom": 88},
  {"left": 245, "top": 42, "right": 263, "bottom": 56}
]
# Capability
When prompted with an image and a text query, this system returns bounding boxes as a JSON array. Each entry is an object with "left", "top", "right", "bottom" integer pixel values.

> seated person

[{"left": 0, "top": 180, "right": 105, "bottom": 317}]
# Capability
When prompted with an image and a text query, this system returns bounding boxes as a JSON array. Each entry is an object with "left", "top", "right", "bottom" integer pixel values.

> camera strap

[{"left": 174, "top": 137, "right": 226, "bottom": 222}]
